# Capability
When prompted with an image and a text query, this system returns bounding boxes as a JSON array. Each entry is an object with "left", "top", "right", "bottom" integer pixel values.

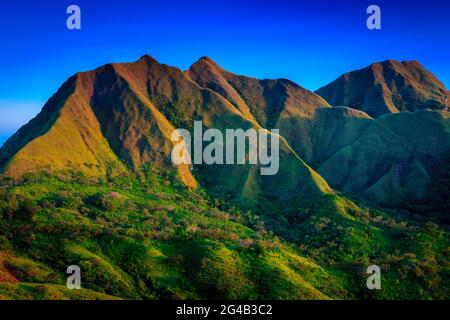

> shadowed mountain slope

[{"left": 312, "top": 109, "right": 450, "bottom": 208}]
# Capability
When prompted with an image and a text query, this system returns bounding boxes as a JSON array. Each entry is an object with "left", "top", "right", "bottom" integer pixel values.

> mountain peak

[
  {"left": 137, "top": 54, "right": 159, "bottom": 65},
  {"left": 190, "top": 56, "right": 224, "bottom": 71},
  {"left": 199, "top": 56, "right": 213, "bottom": 62},
  {"left": 402, "top": 59, "right": 422, "bottom": 65}
]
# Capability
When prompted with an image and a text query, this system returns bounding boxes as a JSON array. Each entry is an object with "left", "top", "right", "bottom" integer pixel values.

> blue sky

[{"left": 1, "top": 0, "right": 449, "bottom": 145}]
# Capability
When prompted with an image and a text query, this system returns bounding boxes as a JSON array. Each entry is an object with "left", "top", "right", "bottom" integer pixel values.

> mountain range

[
  {"left": 1, "top": 56, "right": 448, "bottom": 209},
  {"left": 0, "top": 55, "right": 448, "bottom": 300}
]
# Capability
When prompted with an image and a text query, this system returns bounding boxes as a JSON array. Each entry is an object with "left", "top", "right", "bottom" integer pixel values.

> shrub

[
  {"left": 54, "top": 191, "right": 83, "bottom": 209},
  {"left": 91, "top": 192, "right": 126, "bottom": 211}
]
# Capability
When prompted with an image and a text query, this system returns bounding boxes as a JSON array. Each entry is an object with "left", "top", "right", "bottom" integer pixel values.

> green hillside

[{"left": 0, "top": 167, "right": 448, "bottom": 299}]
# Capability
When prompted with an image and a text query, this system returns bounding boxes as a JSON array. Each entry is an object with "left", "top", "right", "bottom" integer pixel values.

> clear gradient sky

[{"left": 1, "top": 0, "right": 449, "bottom": 145}]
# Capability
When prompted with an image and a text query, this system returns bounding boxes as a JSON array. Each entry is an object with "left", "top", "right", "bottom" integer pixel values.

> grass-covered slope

[
  {"left": 317, "top": 110, "right": 450, "bottom": 209},
  {"left": 0, "top": 74, "right": 125, "bottom": 178},
  {"left": 0, "top": 168, "right": 448, "bottom": 300},
  {"left": 0, "top": 169, "right": 342, "bottom": 300}
]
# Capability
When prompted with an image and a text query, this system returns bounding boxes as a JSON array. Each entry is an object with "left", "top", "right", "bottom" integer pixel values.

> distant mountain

[{"left": 315, "top": 60, "right": 449, "bottom": 118}]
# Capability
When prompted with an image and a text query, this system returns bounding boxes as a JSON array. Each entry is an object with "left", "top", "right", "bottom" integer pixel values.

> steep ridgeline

[
  {"left": 316, "top": 60, "right": 449, "bottom": 118},
  {"left": 186, "top": 56, "right": 331, "bottom": 128},
  {"left": 0, "top": 55, "right": 331, "bottom": 204}
]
